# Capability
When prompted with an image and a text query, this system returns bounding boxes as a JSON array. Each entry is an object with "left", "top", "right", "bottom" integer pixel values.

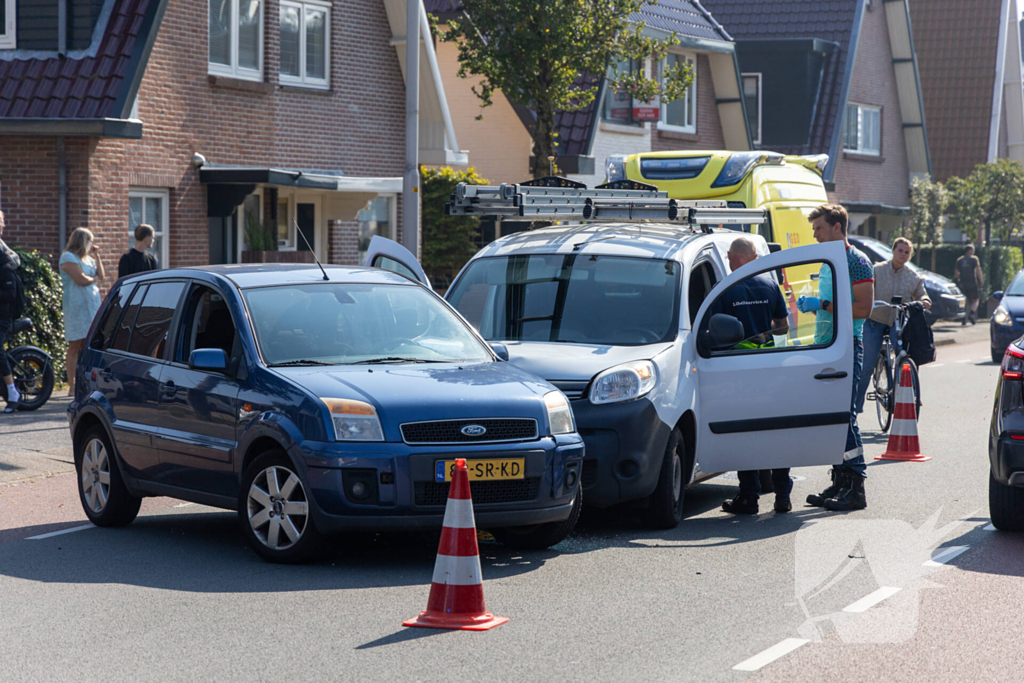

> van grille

[
  {"left": 414, "top": 478, "right": 541, "bottom": 506},
  {"left": 400, "top": 418, "right": 537, "bottom": 444},
  {"left": 550, "top": 380, "right": 588, "bottom": 401}
]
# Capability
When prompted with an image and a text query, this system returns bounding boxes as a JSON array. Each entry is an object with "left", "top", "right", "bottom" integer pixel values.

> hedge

[
  {"left": 911, "top": 244, "right": 1023, "bottom": 299},
  {"left": 9, "top": 247, "right": 67, "bottom": 382},
  {"left": 421, "top": 166, "right": 489, "bottom": 291}
]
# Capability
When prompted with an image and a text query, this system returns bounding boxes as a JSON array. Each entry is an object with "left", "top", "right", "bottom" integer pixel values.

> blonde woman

[{"left": 59, "top": 228, "right": 105, "bottom": 394}]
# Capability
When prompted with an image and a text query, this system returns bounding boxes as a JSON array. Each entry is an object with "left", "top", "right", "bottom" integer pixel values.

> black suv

[{"left": 989, "top": 340, "right": 1024, "bottom": 530}]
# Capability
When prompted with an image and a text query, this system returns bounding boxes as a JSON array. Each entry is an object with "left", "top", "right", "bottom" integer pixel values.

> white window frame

[
  {"left": 208, "top": 0, "right": 264, "bottom": 82},
  {"left": 128, "top": 188, "right": 170, "bottom": 268},
  {"left": 279, "top": 0, "right": 330, "bottom": 89},
  {"left": 658, "top": 51, "right": 697, "bottom": 134},
  {"left": 237, "top": 187, "right": 264, "bottom": 263},
  {"left": 0, "top": 0, "right": 15, "bottom": 50},
  {"left": 843, "top": 102, "right": 881, "bottom": 156},
  {"left": 741, "top": 72, "right": 762, "bottom": 145}
]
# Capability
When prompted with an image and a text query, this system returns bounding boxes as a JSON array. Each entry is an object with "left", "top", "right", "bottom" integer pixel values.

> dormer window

[{"left": 209, "top": 0, "right": 264, "bottom": 81}]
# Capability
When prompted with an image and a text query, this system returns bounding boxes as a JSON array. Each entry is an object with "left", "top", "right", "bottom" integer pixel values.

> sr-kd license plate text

[{"left": 435, "top": 459, "right": 525, "bottom": 482}]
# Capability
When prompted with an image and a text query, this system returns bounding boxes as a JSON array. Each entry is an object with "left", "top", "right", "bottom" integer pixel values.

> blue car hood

[
  {"left": 1000, "top": 294, "right": 1024, "bottom": 314},
  {"left": 271, "top": 362, "right": 554, "bottom": 435},
  {"left": 501, "top": 341, "right": 673, "bottom": 382}
]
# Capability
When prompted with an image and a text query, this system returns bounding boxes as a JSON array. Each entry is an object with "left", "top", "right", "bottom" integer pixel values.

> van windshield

[{"left": 447, "top": 255, "right": 681, "bottom": 346}]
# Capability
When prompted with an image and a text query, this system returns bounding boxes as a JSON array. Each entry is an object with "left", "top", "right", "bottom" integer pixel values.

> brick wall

[
  {"left": 0, "top": 0, "right": 408, "bottom": 277},
  {"left": 832, "top": 1, "right": 911, "bottom": 209},
  {"left": 651, "top": 54, "right": 727, "bottom": 153}
]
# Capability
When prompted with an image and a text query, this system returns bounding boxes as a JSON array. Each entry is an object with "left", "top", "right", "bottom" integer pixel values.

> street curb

[{"left": 935, "top": 338, "right": 956, "bottom": 347}]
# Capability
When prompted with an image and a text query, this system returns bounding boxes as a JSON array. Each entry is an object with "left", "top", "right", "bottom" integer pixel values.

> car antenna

[{"left": 293, "top": 219, "right": 329, "bottom": 281}]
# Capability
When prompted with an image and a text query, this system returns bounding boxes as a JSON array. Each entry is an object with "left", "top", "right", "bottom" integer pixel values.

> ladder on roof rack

[{"left": 445, "top": 176, "right": 767, "bottom": 231}]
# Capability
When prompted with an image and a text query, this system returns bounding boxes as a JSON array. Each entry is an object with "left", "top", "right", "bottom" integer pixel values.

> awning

[
  {"left": 198, "top": 165, "right": 402, "bottom": 193},
  {"left": 842, "top": 201, "right": 911, "bottom": 217},
  {"left": 382, "top": 0, "right": 468, "bottom": 166}
]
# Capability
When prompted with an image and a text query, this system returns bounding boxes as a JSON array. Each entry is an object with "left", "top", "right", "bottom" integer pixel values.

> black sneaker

[
  {"left": 824, "top": 475, "right": 866, "bottom": 511},
  {"left": 722, "top": 493, "right": 759, "bottom": 515},
  {"left": 774, "top": 494, "right": 792, "bottom": 513},
  {"left": 806, "top": 469, "right": 844, "bottom": 507}
]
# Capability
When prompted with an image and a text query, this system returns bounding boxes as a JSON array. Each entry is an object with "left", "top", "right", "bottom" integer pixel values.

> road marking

[
  {"left": 26, "top": 524, "right": 95, "bottom": 540},
  {"left": 983, "top": 523, "right": 996, "bottom": 531},
  {"left": 956, "top": 359, "right": 974, "bottom": 363},
  {"left": 733, "top": 638, "right": 810, "bottom": 672},
  {"left": 842, "top": 586, "right": 902, "bottom": 613},
  {"left": 924, "top": 545, "right": 970, "bottom": 566}
]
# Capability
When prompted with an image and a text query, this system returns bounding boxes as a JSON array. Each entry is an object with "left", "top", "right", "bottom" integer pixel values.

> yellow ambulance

[{"left": 607, "top": 150, "right": 831, "bottom": 343}]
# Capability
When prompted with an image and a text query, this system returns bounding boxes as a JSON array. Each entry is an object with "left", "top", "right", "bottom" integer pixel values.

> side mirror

[
  {"left": 189, "top": 348, "right": 229, "bottom": 373},
  {"left": 706, "top": 314, "right": 745, "bottom": 351},
  {"left": 490, "top": 342, "right": 510, "bottom": 361},
  {"left": 993, "top": 291, "right": 1004, "bottom": 301}
]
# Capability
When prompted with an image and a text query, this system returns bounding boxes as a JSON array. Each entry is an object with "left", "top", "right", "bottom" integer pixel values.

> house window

[
  {"left": 660, "top": 52, "right": 697, "bottom": 133},
  {"left": 602, "top": 58, "right": 644, "bottom": 125},
  {"left": 280, "top": 0, "right": 330, "bottom": 88},
  {"left": 128, "top": 189, "right": 170, "bottom": 268},
  {"left": 742, "top": 73, "right": 762, "bottom": 145},
  {"left": 844, "top": 103, "right": 881, "bottom": 155},
  {"left": 209, "top": 0, "right": 263, "bottom": 81},
  {"left": 358, "top": 196, "right": 395, "bottom": 265},
  {"left": 0, "top": 0, "right": 14, "bottom": 49}
]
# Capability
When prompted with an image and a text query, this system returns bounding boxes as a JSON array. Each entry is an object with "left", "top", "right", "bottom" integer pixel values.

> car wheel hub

[
  {"left": 248, "top": 465, "right": 309, "bottom": 551},
  {"left": 80, "top": 438, "right": 111, "bottom": 515}
]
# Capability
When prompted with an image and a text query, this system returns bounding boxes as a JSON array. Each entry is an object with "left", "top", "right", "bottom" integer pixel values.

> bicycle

[
  {"left": 0, "top": 318, "right": 55, "bottom": 411},
  {"left": 868, "top": 297, "right": 923, "bottom": 433}
]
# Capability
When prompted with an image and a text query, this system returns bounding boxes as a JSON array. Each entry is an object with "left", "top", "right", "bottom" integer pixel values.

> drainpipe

[
  {"left": 402, "top": 0, "right": 420, "bottom": 258},
  {"left": 58, "top": 137, "right": 67, "bottom": 252},
  {"left": 58, "top": 0, "right": 67, "bottom": 55}
]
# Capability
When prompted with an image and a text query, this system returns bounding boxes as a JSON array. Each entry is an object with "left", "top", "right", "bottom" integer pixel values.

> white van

[{"left": 365, "top": 181, "right": 854, "bottom": 528}]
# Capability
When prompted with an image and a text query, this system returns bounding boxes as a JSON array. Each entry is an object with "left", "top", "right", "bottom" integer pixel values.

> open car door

[
  {"left": 362, "top": 236, "right": 431, "bottom": 289},
  {"left": 692, "top": 241, "right": 854, "bottom": 472}
]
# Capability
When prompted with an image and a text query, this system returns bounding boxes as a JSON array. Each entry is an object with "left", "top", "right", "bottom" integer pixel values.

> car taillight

[{"left": 1002, "top": 345, "right": 1024, "bottom": 379}]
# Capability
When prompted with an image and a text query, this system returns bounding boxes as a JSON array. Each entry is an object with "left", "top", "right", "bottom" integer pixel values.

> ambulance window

[{"left": 688, "top": 260, "right": 716, "bottom": 325}]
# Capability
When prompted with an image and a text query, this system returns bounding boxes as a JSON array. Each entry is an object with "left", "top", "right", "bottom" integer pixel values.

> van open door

[
  {"left": 362, "top": 236, "right": 431, "bottom": 289},
  {"left": 691, "top": 241, "right": 855, "bottom": 472}
]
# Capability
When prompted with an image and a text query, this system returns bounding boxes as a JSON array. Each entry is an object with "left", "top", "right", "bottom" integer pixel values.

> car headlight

[
  {"left": 544, "top": 391, "right": 575, "bottom": 435},
  {"left": 589, "top": 360, "right": 657, "bottom": 405},
  {"left": 321, "top": 398, "right": 384, "bottom": 441},
  {"left": 606, "top": 154, "right": 627, "bottom": 183},
  {"left": 993, "top": 306, "right": 1013, "bottom": 327}
]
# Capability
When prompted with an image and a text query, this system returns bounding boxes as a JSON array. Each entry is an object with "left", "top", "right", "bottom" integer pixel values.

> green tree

[
  {"left": 908, "top": 175, "right": 947, "bottom": 271},
  {"left": 946, "top": 159, "right": 1024, "bottom": 246},
  {"left": 421, "top": 166, "right": 489, "bottom": 290},
  {"left": 436, "top": 0, "right": 693, "bottom": 179}
]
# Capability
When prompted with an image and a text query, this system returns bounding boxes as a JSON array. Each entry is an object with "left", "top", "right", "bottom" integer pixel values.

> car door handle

[{"left": 814, "top": 371, "right": 848, "bottom": 380}]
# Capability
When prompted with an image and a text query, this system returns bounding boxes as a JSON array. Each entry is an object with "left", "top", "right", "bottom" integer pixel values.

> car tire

[
  {"left": 491, "top": 490, "right": 582, "bottom": 551},
  {"left": 992, "top": 347, "right": 1004, "bottom": 364},
  {"left": 989, "top": 471, "right": 1024, "bottom": 532},
  {"left": 238, "top": 451, "right": 324, "bottom": 564},
  {"left": 642, "top": 427, "right": 686, "bottom": 530},
  {"left": 75, "top": 425, "right": 142, "bottom": 527}
]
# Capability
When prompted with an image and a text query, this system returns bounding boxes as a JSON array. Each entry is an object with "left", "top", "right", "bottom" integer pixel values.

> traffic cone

[
  {"left": 403, "top": 458, "right": 508, "bottom": 631},
  {"left": 876, "top": 363, "right": 931, "bottom": 462}
]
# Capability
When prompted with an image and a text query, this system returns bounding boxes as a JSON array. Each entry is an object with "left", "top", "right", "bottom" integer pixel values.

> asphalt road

[{"left": 0, "top": 323, "right": 1017, "bottom": 682}]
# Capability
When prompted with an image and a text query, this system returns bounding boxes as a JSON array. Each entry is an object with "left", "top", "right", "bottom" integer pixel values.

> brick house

[
  {"left": 428, "top": 0, "right": 751, "bottom": 195},
  {"left": 703, "top": 0, "right": 932, "bottom": 242},
  {"left": 0, "top": 0, "right": 464, "bottom": 277},
  {"left": 910, "top": 0, "right": 1024, "bottom": 183}
]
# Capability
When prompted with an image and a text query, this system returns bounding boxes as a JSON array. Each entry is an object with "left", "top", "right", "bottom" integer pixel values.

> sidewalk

[{"left": 932, "top": 317, "right": 990, "bottom": 347}]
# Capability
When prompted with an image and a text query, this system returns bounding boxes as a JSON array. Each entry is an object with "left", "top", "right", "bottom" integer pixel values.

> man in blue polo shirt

[{"left": 715, "top": 237, "right": 793, "bottom": 515}]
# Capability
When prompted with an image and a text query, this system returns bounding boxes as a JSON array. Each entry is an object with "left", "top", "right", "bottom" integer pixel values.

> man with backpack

[{"left": 0, "top": 210, "right": 25, "bottom": 413}]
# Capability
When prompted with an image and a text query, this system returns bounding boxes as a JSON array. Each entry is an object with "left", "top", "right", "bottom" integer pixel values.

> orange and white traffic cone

[
  {"left": 403, "top": 458, "right": 508, "bottom": 631},
  {"left": 876, "top": 363, "right": 931, "bottom": 462}
]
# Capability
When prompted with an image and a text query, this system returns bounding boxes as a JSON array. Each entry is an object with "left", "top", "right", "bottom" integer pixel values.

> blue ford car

[{"left": 67, "top": 265, "right": 583, "bottom": 562}]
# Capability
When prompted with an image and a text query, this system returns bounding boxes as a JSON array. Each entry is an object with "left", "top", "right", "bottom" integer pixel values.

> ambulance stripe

[
  {"left": 431, "top": 553, "right": 484, "bottom": 586},
  {"left": 441, "top": 499, "right": 476, "bottom": 529},
  {"left": 890, "top": 419, "right": 919, "bottom": 437},
  {"left": 894, "top": 402, "right": 918, "bottom": 420},
  {"left": 437, "top": 527, "right": 480, "bottom": 557},
  {"left": 425, "top": 582, "right": 487, "bottom": 614}
]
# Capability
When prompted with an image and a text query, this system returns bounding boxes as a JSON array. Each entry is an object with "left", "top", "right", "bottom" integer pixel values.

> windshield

[
  {"left": 1006, "top": 275, "right": 1024, "bottom": 296},
  {"left": 243, "top": 283, "right": 492, "bottom": 365},
  {"left": 447, "top": 254, "right": 681, "bottom": 346}
]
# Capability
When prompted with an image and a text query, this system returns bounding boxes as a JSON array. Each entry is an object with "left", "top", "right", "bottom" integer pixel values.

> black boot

[
  {"left": 722, "top": 493, "right": 759, "bottom": 515},
  {"left": 824, "top": 474, "right": 867, "bottom": 511},
  {"left": 806, "top": 469, "right": 845, "bottom": 507},
  {"left": 774, "top": 494, "right": 792, "bottom": 513}
]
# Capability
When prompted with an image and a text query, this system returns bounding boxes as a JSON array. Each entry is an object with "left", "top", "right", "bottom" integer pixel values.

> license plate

[{"left": 435, "top": 458, "right": 525, "bottom": 482}]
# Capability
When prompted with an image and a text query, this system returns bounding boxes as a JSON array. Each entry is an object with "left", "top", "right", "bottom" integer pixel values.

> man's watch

[{"left": 821, "top": 300, "right": 832, "bottom": 312}]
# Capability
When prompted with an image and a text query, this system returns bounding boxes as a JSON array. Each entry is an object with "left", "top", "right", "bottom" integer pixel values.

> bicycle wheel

[
  {"left": 873, "top": 349, "right": 893, "bottom": 432},
  {"left": 905, "top": 357, "right": 922, "bottom": 420}
]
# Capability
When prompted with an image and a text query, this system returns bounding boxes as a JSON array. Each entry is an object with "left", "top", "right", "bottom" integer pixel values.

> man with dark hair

[
  {"left": 797, "top": 203, "right": 874, "bottom": 511},
  {"left": 118, "top": 224, "right": 159, "bottom": 279},
  {"left": 955, "top": 243, "right": 983, "bottom": 325}
]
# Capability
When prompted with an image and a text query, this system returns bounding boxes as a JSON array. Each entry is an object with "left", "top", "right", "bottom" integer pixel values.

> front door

[
  {"left": 362, "top": 236, "right": 431, "bottom": 288},
  {"left": 693, "top": 242, "right": 854, "bottom": 472},
  {"left": 154, "top": 283, "right": 242, "bottom": 496}
]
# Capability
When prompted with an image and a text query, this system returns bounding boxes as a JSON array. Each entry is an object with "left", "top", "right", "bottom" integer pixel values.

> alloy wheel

[
  {"left": 81, "top": 438, "right": 111, "bottom": 514},
  {"left": 247, "top": 466, "right": 309, "bottom": 550}
]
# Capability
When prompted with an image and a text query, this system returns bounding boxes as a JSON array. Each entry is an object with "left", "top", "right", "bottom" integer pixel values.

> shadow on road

[{"left": 939, "top": 522, "right": 1024, "bottom": 579}]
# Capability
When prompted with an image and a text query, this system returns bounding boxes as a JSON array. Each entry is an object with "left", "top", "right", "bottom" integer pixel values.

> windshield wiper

[
  {"left": 268, "top": 360, "right": 337, "bottom": 367},
  {"left": 351, "top": 357, "right": 448, "bottom": 365}
]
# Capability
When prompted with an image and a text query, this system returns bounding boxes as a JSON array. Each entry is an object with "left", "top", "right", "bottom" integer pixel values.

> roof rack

[{"left": 446, "top": 176, "right": 767, "bottom": 231}]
